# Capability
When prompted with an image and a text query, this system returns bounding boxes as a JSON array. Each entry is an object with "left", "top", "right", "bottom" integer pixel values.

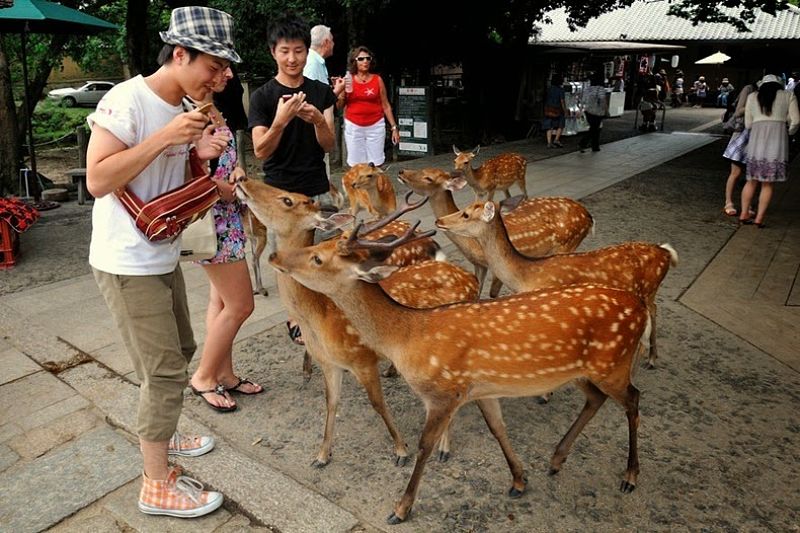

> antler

[
  {"left": 344, "top": 220, "right": 435, "bottom": 253},
  {"left": 357, "top": 190, "right": 429, "bottom": 236}
]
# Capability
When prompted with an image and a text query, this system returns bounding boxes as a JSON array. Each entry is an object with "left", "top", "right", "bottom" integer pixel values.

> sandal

[
  {"left": 286, "top": 321, "right": 305, "bottom": 346},
  {"left": 723, "top": 203, "right": 737, "bottom": 217},
  {"left": 225, "top": 377, "right": 264, "bottom": 395},
  {"left": 190, "top": 383, "right": 237, "bottom": 412}
]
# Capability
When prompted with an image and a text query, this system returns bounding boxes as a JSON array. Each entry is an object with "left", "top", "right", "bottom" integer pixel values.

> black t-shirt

[{"left": 248, "top": 77, "right": 336, "bottom": 196}]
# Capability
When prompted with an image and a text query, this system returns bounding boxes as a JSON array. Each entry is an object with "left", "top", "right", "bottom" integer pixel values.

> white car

[{"left": 47, "top": 81, "right": 115, "bottom": 107}]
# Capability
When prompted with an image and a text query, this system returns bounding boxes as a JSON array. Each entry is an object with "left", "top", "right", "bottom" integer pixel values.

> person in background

[
  {"left": 639, "top": 88, "right": 660, "bottom": 132},
  {"left": 721, "top": 80, "right": 758, "bottom": 217},
  {"left": 85, "top": 6, "right": 238, "bottom": 518},
  {"left": 189, "top": 68, "right": 261, "bottom": 413},
  {"left": 303, "top": 24, "right": 345, "bottom": 208},
  {"left": 336, "top": 45, "right": 399, "bottom": 166},
  {"left": 786, "top": 71, "right": 798, "bottom": 92},
  {"left": 542, "top": 75, "right": 566, "bottom": 148},
  {"left": 740, "top": 73, "right": 800, "bottom": 227},
  {"left": 693, "top": 76, "right": 708, "bottom": 108},
  {"left": 656, "top": 69, "right": 670, "bottom": 102},
  {"left": 717, "top": 78, "right": 735, "bottom": 107},
  {"left": 248, "top": 14, "right": 337, "bottom": 346},
  {"left": 672, "top": 70, "right": 685, "bottom": 107},
  {"left": 579, "top": 71, "right": 608, "bottom": 153}
]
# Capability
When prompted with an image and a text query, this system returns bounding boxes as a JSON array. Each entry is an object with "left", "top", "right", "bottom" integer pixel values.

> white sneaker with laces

[{"left": 167, "top": 432, "right": 215, "bottom": 457}]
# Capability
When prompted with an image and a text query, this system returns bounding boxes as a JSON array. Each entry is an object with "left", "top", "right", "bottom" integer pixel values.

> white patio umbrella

[{"left": 695, "top": 51, "right": 731, "bottom": 65}]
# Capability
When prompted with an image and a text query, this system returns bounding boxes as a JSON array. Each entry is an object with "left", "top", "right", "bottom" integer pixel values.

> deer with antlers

[
  {"left": 236, "top": 179, "right": 478, "bottom": 467},
  {"left": 268, "top": 203, "right": 651, "bottom": 524},
  {"left": 342, "top": 162, "right": 397, "bottom": 217},
  {"left": 398, "top": 167, "right": 593, "bottom": 297},
  {"left": 436, "top": 197, "right": 678, "bottom": 368},
  {"left": 452, "top": 146, "right": 528, "bottom": 200}
]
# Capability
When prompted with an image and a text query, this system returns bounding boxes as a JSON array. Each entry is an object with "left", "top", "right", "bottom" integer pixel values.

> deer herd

[{"left": 232, "top": 145, "right": 678, "bottom": 525}]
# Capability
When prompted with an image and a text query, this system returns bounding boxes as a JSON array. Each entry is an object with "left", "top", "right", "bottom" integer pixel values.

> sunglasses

[{"left": 356, "top": 56, "right": 372, "bottom": 62}]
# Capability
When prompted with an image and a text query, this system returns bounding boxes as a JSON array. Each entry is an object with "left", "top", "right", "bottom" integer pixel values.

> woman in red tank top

[{"left": 336, "top": 46, "right": 400, "bottom": 167}]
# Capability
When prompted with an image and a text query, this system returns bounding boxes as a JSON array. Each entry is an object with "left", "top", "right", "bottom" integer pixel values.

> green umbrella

[{"left": 0, "top": 0, "right": 117, "bottom": 201}]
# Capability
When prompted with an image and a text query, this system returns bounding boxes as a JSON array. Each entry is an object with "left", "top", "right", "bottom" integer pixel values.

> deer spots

[
  {"left": 610, "top": 322, "right": 620, "bottom": 333},
  {"left": 430, "top": 356, "right": 440, "bottom": 368}
]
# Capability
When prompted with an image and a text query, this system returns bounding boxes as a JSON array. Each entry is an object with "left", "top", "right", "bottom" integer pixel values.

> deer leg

[
  {"left": 488, "top": 275, "right": 504, "bottom": 298},
  {"left": 610, "top": 383, "right": 640, "bottom": 493},
  {"left": 646, "top": 303, "right": 658, "bottom": 369},
  {"left": 475, "top": 398, "right": 527, "bottom": 497},
  {"left": 388, "top": 400, "right": 458, "bottom": 525},
  {"left": 351, "top": 366, "right": 409, "bottom": 466},
  {"left": 302, "top": 350, "right": 313, "bottom": 382},
  {"left": 518, "top": 178, "right": 528, "bottom": 198},
  {"left": 549, "top": 379, "right": 607, "bottom": 475},
  {"left": 249, "top": 220, "right": 268, "bottom": 296},
  {"left": 312, "top": 363, "right": 343, "bottom": 468},
  {"left": 474, "top": 264, "right": 488, "bottom": 295}
]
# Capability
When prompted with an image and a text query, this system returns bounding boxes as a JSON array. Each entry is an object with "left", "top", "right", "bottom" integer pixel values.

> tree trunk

[
  {"left": 15, "top": 34, "right": 70, "bottom": 144},
  {"left": 125, "top": 0, "right": 150, "bottom": 76},
  {"left": 0, "top": 36, "right": 20, "bottom": 196}
]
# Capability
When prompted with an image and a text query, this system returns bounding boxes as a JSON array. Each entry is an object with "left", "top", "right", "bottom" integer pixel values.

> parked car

[{"left": 47, "top": 81, "right": 115, "bottom": 107}]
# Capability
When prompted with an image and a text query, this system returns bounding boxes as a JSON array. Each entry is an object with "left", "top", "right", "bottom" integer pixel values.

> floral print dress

[{"left": 196, "top": 126, "right": 247, "bottom": 265}]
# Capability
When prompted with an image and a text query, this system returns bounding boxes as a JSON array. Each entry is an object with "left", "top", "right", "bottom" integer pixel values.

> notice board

[{"left": 396, "top": 87, "right": 431, "bottom": 157}]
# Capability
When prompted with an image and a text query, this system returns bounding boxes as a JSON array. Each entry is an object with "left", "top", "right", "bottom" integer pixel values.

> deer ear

[
  {"left": 353, "top": 264, "right": 399, "bottom": 283},
  {"left": 481, "top": 202, "right": 496, "bottom": 222},
  {"left": 473, "top": 145, "right": 481, "bottom": 155},
  {"left": 499, "top": 195, "right": 524, "bottom": 214},
  {"left": 316, "top": 213, "right": 354, "bottom": 231},
  {"left": 445, "top": 176, "right": 467, "bottom": 191}
]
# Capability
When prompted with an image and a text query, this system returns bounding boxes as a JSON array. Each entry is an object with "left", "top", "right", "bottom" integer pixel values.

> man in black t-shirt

[{"left": 248, "top": 15, "right": 336, "bottom": 197}]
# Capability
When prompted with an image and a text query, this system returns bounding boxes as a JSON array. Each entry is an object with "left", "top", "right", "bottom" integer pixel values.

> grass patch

[{"left": 32, "top": 99, "right": 92, "bottom": 145}]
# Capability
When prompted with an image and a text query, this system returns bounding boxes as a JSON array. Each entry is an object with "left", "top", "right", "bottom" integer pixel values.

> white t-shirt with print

[{"left": 87, "top": 75, "right": 189, "bottom": 275}]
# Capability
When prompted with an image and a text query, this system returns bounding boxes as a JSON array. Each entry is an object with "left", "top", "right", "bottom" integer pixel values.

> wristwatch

[{"left": 390, "top": 125, "right": 398, "bottom": 131}]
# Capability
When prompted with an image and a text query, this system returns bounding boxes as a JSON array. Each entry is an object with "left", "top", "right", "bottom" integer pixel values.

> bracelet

[{"left": 390, "top": 125, "right": 398, "bottom": 131}]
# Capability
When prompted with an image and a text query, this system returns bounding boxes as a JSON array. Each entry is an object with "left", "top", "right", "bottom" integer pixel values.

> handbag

[
  {"left": 543, "top": 104, "right": 561, "bottom": 118},
  {"left": 179, "top": 208, "right": 217, "bottom": 262}
]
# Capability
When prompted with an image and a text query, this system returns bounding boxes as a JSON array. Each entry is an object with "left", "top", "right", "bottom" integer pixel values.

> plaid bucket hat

[{"left": 160, "top": 7, "right": 241, "bottom": 63}]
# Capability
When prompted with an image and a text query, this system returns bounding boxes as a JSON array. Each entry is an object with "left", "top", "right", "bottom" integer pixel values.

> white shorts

[{"left": 344, "top": 118, "right": 386, "bottom": 167}]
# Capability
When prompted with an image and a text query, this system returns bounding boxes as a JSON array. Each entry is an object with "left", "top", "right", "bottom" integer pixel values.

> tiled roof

[{"left": 533, "top": 1, "right": 800, "bottom": 43}]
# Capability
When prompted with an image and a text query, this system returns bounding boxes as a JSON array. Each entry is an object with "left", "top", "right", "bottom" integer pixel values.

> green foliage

[{"left": 31, "top": 99, "right": 91, "bottom": 145}]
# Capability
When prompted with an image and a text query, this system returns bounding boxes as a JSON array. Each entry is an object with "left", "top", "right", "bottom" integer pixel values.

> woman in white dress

[{"left": 741, "top": 74, "right": 800, "bottom": 227}]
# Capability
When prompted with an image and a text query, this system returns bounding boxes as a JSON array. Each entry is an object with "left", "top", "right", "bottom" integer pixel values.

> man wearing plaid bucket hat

[{"left": 85, "top": 6, "right": 240, "bottom": 518}]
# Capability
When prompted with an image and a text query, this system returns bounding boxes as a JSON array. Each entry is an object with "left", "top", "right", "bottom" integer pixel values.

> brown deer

[
  {"left": 236, "top": 180, "right": 477, "bottom": 467},
  {"left": 436, "top": 198, "right": 678, "bottom": 368},
  {"left": 269, "top": 221, "right": 651, "bottom": 524},
  {"left": 452, "top": 146, "right": 528, "bottom": 200},
  {"left": 343, "top": 162, "right": 397, "bottom": 217},
  {"left": 398, "top": 167, "right": 593, "bottom": 297}
]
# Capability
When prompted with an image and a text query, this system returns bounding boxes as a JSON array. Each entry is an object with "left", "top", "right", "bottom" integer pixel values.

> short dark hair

[
  {"left": 267, "top": 14, "right": 310, "bottom": 51},
  {"left": 157, "top": 44, "right": 201, "bottom": 66},
  {"left": 347, "top": 45, "right": 376, "bottom": 74}
]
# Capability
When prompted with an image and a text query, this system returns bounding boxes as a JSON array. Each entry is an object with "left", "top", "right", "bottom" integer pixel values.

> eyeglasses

[{"left": 356, "top": 56, "right": 372, "bottom": 62}]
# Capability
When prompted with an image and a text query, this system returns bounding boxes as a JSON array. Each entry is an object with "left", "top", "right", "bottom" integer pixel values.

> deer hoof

[
  {"left": 382, "top": 364, "right": 398, "bottom": 378},
  {"left": 437, "top": 451, "right": 451, "bottom": 463},
  {"left": 548, "top": 467, "right": 561, "bottom": 476},
  {"left": 508, "top": 486, "right": 525, "bottom": 499},
  {"left": 620, "top": 480, "right": 637, "bottom": 493},
  {"left": 394, "top": 454, "right": 409, "bottom": 467},
  {"left": 311, "top": 458, "right": 330, "bottom": 469},
  {"left": 387, "top": 511, "right": 407, "bottom": 525},
  {"left": 536, "top": 394, "right": 550, "bottom": 405}
]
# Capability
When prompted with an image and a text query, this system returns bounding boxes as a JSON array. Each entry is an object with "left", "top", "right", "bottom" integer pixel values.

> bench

[{"left": 65, "top": 168, "right": 91, "bottom": 205}]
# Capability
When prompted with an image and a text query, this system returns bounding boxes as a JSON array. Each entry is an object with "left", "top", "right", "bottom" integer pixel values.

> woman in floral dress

[{"left": 189, "top": 74, "right": 263, "bottom": 412}]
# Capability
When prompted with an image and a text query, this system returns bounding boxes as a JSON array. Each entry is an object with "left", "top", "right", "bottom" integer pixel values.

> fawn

[
  {"left": 453, "top": 146, "right": 528, "bottom": 200},
  {"left": 342, "top": 162, "right": 397, "bottom": 217}
]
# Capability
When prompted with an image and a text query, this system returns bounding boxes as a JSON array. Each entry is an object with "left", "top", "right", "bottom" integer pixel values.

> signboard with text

[{"left": 396, "top": 86, "right": 431, "bottom": 157}]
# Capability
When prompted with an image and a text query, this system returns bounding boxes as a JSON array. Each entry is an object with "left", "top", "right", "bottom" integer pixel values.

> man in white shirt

[{"left": 86, "top": 6, "right": 238, "bottom": 519}]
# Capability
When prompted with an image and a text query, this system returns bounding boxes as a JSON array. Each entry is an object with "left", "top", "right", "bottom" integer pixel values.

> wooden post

[{"left": 76, "top": 126, "right": 88, "bottom": 205}]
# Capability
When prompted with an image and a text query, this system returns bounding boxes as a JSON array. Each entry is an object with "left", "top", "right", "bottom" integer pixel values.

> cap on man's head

[
  {"left": 160, "top": 6, "right": 241, "bottom": 63},
  {"left": 722, "top": 78, "right": 729, "bottom": 83}
]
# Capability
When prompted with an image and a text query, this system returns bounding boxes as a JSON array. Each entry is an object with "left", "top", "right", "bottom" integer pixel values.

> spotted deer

[
  {"left": 269, "top": 221, "right": 651, "bottom": 524},
  {"left": 452, "top": 146, "right": 528, "bottom": 200},
  {"left": 343, "top": 162, "right": 397, "bottom": 217},
  {"left": 436, "top": 198, "right": 678, "bottom": 368},
  {"left": 236, "top": 179, "right": 477, "bottom": 467},
  {"left": 398, "top": 167, "right": 593, "bottom": 297}
]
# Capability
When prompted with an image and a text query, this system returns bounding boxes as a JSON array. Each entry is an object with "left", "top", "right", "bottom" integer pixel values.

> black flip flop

[
  {"left": 190, "top": 383, "right": 237, "bottom": 412},
  {"left": 226, "top": 377, "right": 265, "bottom": 395},
  {"left": 286, "top": 321, "right": 305, "bottom": 346}
]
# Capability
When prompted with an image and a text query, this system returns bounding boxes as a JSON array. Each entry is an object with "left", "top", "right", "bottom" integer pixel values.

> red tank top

[{"left": 344, "top": 75, "right": 384, "bottom": 126}]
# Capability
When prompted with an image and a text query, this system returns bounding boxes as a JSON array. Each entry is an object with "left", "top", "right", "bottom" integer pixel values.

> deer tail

[{"left": 659, "top": 243, "right": 679, "bottom": 267}]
